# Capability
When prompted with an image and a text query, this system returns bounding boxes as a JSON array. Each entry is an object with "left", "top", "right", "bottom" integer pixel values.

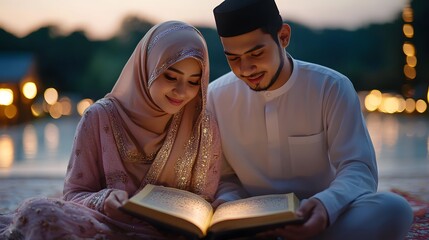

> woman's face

[{"left": 150, "top": 58, "right": 202, "bottom": 114}]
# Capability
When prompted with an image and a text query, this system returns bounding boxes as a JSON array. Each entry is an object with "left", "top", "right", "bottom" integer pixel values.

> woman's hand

[{"left": 104, "top": 189, "right": 134, "bottom": 222}]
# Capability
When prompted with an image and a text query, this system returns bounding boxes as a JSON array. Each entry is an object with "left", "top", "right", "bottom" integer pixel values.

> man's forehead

[{"left": 220, "top": 30, "right": 271, "bottom": 55}]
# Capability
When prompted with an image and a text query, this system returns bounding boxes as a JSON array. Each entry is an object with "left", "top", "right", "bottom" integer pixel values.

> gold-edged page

[
  {"left": 210, "top": 193, "right": 295, "bottom": 227},
  {"left": 130, "top": 185, "right": 214, "bottom": 234}
]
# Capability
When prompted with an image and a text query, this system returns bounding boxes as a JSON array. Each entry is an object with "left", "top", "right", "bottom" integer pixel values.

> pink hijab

[{"left": 104, "top": 21, "right": 216, "bottom": 194}]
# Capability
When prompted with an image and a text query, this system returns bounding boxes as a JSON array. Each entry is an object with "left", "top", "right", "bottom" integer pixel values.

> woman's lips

[{"left": 166, "top": 96, "right": 183, "bottom": 106}]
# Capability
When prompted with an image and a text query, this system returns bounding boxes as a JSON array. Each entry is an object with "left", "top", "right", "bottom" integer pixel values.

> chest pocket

[{"left": 288, "top": 132, "right": 330, "bottom": 177}]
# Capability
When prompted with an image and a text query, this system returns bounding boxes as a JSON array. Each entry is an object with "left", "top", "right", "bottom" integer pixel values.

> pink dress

[
  {"left": 1, "top": 20, "right": 221, "bottom": 239},
  {"left": 0, "top": 99, "right": 221, "bottom": 239}
]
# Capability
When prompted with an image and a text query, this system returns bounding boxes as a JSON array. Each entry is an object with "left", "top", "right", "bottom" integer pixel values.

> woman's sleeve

[{"left": 62, "top": 104, "right": 113, "bottom": 213}]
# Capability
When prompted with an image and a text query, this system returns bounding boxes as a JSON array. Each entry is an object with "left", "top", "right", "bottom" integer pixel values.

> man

[{"left": 207, "top": 0, "right": 413, "bottom": 239}]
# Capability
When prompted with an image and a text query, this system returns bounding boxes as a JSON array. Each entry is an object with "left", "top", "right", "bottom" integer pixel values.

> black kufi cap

[{"left": 213, "top": 0, "right": 282, "bottom": 37}]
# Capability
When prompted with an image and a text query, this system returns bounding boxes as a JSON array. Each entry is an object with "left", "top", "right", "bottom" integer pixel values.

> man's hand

[
  {"left": 263, "top": 198, "right": 329, "bottom": 240},
  {"left": 104, "top": 189, "right": 134, "bottom": 222}
]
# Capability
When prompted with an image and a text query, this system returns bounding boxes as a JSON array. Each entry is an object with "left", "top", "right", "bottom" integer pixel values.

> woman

[{"left": 0, "top": 20, "right": 221, "bottom": 239}]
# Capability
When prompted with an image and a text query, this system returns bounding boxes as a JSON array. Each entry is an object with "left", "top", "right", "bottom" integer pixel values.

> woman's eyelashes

[
  {"left": 164, "top": 73, "right": 200, "bottom": 86},
  {"left": 164, "top": 73, "right": 176, "bottom": 81},
  {"left": 188, "top": 80, "right": 201, "bottom": 86}
]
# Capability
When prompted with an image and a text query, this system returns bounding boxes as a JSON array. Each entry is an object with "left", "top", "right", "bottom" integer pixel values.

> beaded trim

[
  {"left": 97, "top": 98, "right": 157, "bottom": 164},
  {"left": 87, "top": 189, "right": 113, "bottom": 212},
  {"left": 142, "top": 110, "right": 183, "bottom": 185},
  {"left": 190, "top": 114, "right": 213, "bottom": 194},
  {"left": 147, "top": 24, "right": 195, "bottom": 53}
]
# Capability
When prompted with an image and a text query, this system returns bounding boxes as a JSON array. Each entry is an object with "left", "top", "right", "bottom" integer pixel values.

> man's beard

[{"left": 251, "top": 47, "right": 284, "bottom": 92}]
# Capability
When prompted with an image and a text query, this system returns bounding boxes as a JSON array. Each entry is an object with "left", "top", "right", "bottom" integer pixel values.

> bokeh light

[
  {"left": 44, "top": 88, "right": 59, "bottom": 105},
  {"left": 49, "top": 102, "right": 63, "bottom": 119},
  {"left": 23, "top": 124, "right": 38, "bottom": 159},
  {"left": 22, "top": 82, "right": 37, "bottom": 100},
  {"left": 31, "top": 103, "right": 44, "bottom": 117},
  {"left": 364, "top": 90, "right": 382, "bottom": 112},
  {"left": 0, "top": 88, "right": 14, "bottom": 106},
  {"left": 402, "top": 24, "right": 414, "bottom": 38},
  {"left": 4, "top": 104, "right": 17, "bottom": 119},
  {"left": 0, "top": 135, "right": 14, "bottom": 168},
  {"left": 402, "top": 42, "right": 415, "bottom": 56},
  {"left": 403, "top": 65, "right": 416, "bottom": 79},
  {"left": 404, "top": 98, "right": 416, "bottom": 113},
  {"left": 415, "top": 99, "right": 427, "bottom": 113},
  {"left": 77, "top": 98, "right": 94, "bottom": 116},
  {"left": 44, "top": 123, "right": 59, "bottom": 151},
  {"left": 361, "top": 90, "right": 427, "bottom": 114},
  {"left": 406, "top": 56, "right": 417, "bottom": 67},
  {"left": 59, "top": 97, "right": 73, "bottom": 116}
]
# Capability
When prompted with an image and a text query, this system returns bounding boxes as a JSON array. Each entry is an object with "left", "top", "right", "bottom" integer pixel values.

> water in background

[
  {"left": 0, "top": 117, "right": 79, "bottom": 178},
  {"left": 365, "top": 113, "right": 429, "bottom": 178},
  {"left": 0, "top": 113, "right": 428, "bottom": 178}
]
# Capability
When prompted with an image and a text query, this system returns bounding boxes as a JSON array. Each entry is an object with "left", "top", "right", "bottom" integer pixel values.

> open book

[{"left": 120, "top": 184, "right": 304, "bottom": 240}]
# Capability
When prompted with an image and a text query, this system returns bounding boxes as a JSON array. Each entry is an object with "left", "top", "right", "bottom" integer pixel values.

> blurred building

[{"left": 0, "top": 52, "right": 40, "bottom": 125}]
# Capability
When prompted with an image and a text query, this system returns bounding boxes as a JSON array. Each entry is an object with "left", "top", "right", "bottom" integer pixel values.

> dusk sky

[{"left": 0, "top": 0, "right": 408, "bottom": 40}]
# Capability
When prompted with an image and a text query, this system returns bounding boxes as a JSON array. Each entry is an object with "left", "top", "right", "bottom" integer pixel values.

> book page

[
  {"left": 210, "top": 194, "right": 292, "bottom": 226},
  {"left": 136, "top": 186, "right": 213, "bottom": 232}
]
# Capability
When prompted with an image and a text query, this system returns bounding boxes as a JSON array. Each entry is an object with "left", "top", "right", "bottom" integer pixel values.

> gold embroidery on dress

[
  {"left": 97, "top": 99, "right": 157, "bottom": 164},
  {"left": 175, "top": 134, "right": 198, "bottom": 189},
  {"left": 191, "top": 114, "right": 212, "bottom": 194},
  {"left": 174, "top": 113, "right": 212, "bottom": 192},
  {"left": 98, "top": 100, "right": 213, "bottom": 194},
  {"left": 143, "top": 110, "right": 183, "bottom": 185}
]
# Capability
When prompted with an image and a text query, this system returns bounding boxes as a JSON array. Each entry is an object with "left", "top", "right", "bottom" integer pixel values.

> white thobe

[{"left": 207, "top": 57, "right": 378, "bottom": 224}]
